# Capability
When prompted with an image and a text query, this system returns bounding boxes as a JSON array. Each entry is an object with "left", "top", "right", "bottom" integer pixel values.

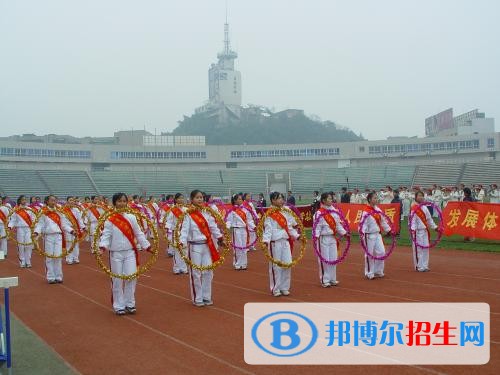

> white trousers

[
  {"left": 65, "top": 231, "right": 80, "bottom": 263},
  {"left": 412, "top": 229, "right": 430, "bottom": 271},
  {"left": 188, "top": 243, "right": 213, "bottom": 304},
  {"left": 363, "top": 233, "right": 385, "bottom": 277},
  {"left": 232, "top": 227, "right": 248, "bottom": 269},
  {"left": 167, "top": 232, "right": 174, "bottom": 256},
  {"left": 317, "top": 235, "right": 337, "bottom": 284},
  {"left": 171, "top": 233, "right": 187, "bottom": 273},
  {"left": 110, "top": 250, "right": 137, "bottom": 311},
  {"left": 402, "top": 200, "right": 410, "bottom": 218},
  {"left": 269, "top": 240, "right": 292, "bottom": 294},
  {"left": 44, "top": 234, "right": 63, "bottom": 281},
  {"left": 16, "top": 227, "right": 33, "bottom": 266},
  {"left": 0, "top": 225, "right": 7, "bottom": 256},
  {"left": 249, "top": 230, "right": 257, "bottom": 250}
]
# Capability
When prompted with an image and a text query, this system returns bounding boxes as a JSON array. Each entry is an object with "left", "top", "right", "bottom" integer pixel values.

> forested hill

[{"left": 171, "top": 109, "right": 363, "bottom": 145}]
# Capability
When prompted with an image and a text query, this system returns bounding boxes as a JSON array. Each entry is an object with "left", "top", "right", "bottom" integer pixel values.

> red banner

[
  {"left": 338, "top": 203, "right": 401, "bottom": 233},
  {"left": 442, "top": 202, "right": 499, "bottom": 240}
]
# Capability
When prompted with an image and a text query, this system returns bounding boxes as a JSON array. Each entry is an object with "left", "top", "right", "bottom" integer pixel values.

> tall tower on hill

[{"left": 195, "top": 17, "right": 242, "bottom": 123}]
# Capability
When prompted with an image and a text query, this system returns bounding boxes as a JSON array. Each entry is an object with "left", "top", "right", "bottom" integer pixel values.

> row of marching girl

[
  {"left": 262, "top": 192, "right": 300, "bottom": 297},
  {"left": 179, "top": 190, "right": 226, "bottom": 307},
  {"left": 359, "top": 191, "right": 392, "bottom": 280},
  {"left": 313, "top": 192, "right": 347, "bottom": 287},
  {"left": 226, "top": 193, "right": 256, "bottom": 270},
  {"left": 165, "top": 193, "right": 188, "bottom": 274},
  {"left": 33, "top": 195, "right": 75, "bottom": 284},
  {"left": 8, "top": 195, "right": 36, "bottom": 268},
  {"left": 98, "top": 193, "right": 151, "bottom": 315}
]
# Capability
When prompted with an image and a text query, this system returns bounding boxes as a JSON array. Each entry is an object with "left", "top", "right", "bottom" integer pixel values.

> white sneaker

[
  {"left": 273, "top": 291, "right": 282, "bottom": 297},
  {"left": 321, "top": 283, "right": 331, "bottom": 288},
  {"left": 366, "top": 274, "right": 375, "bottom": 280},
  {"left": 194, "top": 301, "right": 205, "bottom": 307},
  {"left": 374, "top": 273, "right": 385, "bottom": 278},
  {"left": 281, "top": 290, "right": 290, "bottom": 296},
  {"left": 330, "top": 281, "right": 339, "bottom": 286}
]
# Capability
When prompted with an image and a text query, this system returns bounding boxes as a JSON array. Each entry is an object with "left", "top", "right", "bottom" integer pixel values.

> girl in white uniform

[
  {"left": 226, "top": 193, "right": 256, "bottom": 270},
  {"left": 262, "top": 192, "right": 300, "bottom": 297},
  {"left": 165, "top": 193, "right": 188, "bottom": 274},
  {"left": 34, "top": 195, "right": 74, "bottom": 284},
  {"left": 179, "top": 190, "right": 225, "bottom": 307},
  {"left": 64, "top": 196, "right": 86, "bottom": 265},
  {"left": 410, "top": 191, "right": 438, "bottom": 272},
  {"left": 242, "top": 193, "right": 258, "bottom": 251},
  {"left": 314, "top": 192, "right": 347, "bottom": 287},
  {"left": 359, "top": 192, "right": 392, "bottom": 280},
  {"left": 98, "top": 193, "right": 151, "bottom": 315},
  {"left": 8, "top": 195, "right": 36, "bottom": 268},
  {"left": 0, "top": 197, "right": 9, "bottom": 258}
]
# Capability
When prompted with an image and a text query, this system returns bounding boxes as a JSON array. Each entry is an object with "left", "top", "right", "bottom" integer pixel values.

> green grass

[{"left": 302, "top": 219, "right": 500, "bottom": 253}]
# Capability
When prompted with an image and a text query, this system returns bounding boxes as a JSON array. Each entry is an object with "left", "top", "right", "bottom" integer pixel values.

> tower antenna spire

[{"left": 224, "top": 1, "right": 230, "bottom": 54}]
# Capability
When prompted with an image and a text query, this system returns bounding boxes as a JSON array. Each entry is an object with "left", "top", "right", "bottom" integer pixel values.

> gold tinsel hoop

[
  {"left": 63, "top": 205, "right": 88, "bottom": 244},
  {"left": 256, "top": 206, "right": 306, "bottom": 269},
  {"left": 172, "top": 205, "right": 232, "bottom": 271},
  {"left": 92, "top": 207, "right": 159, "bottom": 280},
  {"left": 7, "top": 206, "right": 36, "bottom": 246},
  {"left": 31, "top": 207, "right": 79, "bottom": 258}
]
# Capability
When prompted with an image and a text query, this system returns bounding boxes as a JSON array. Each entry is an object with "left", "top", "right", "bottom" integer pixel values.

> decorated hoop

[
  {"left": 92, "top": 207, "right": 160, "bottom": 280},
  {"left": 312, "top": 208, "right": 351, "bottom": 266},
  {"left": 359, "top": 208, "right": 397, "bottom": 260},
  {"left": 172, "top": 205, "right": 232, "bottom": 271},
  {"left": 224, "top": 205, "right": 258, "bottom": 251},
  {"left": 256, "top": 206, "right": 307, "bottom": 269},
  {"left": 408, "top": 202, "right": 444, "bottom": 249},
  {"left": 7, "top": 206, "right": 36, "bottom": 246},
  {"left": 31, "top": 207, "right": 79, "bottom": 259},
  {"left": 63, "top": 205, "right": 88, "bottom": 244}
]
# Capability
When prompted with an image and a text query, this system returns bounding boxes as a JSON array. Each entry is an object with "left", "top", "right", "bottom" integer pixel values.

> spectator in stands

[
  {"left": 489, "top": 184, "right": 499, "bottom": 203},
  {"left": 312, "top": 190, "right": 321, "bottom": 215},
  {"left": 340, "top": 187, "right": 350, "bottom": 203},
  {"left": 462, "top": 188, "right": 476, "bottom": 202},
  {"left": 391, "top": 190, "right": 403, "bottom": 226},
  {"left": 257, "top": 193, "right": 267, "bottom": 208},
  {"left": 286, "top": 191, "right": 296, "bottom": 206}
]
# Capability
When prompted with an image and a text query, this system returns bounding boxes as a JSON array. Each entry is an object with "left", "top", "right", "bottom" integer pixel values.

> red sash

[
  {"left": 0, "top": 209, "right": 6, "bottom": 223},
  {"left": 109, "top": 214, "right": 139, "bottom": 266},
  {"left": 189, "top": 210, "right": 220, "bottom": 262},
  {"left": 171, "top": 206, "right": 183, "bottom": 218},
  {"left": 234, "top": 207, "right": 250, "bottom": 246},
  {"left": 17, "top": 208, "right": 33, "bottom": 227},
  {"left": 363, "top": 205, "right": 382, "bottom": 233},
  {"left": 44, "top": 209, "right": 67, "bottom": 248},
  {"left": 89, "top": 206, "right": 101, "bottom": 221},
  {"left": 318, "top": 208, "right": 341, "bottom": 251},
  {"left": 64, "top": 207, "right": 81, "bottom": 234},
  {"left": 269, "top": 210, "right": 294, "bottom": 251},
  {"left": 411, "top": 204, "right": 430, "bottom": 241}
]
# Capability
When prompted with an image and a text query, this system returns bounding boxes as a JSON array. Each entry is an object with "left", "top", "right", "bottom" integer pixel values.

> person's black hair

[
  {"left": 132, "top": 194, "right": 139, "bottom": 200},
  {"left": 66, "top": 196, "right": 73, "bottom": 202},
  {"left": 415, "top": 190, "right": 424, "bottom": 199},
  {"left": 91, "top": 195, "right": 97, "bottom": 201},
  {"left": 341, "top": 187, "right": 347, "bottom": 192},
  {"left": 313, "top": 190, "right": 319, "bottom": 195},
  {"left": 366, "top": 191, "right": 376, "bottom": 202},
  {"left": 270, "top": 191, "right": 284, "bottom": 202},
  {"left": 165, "top": 194, "right": 174, "bottom": 200},
  {"left": 174, "top": 193, "right": 184, "bottom": 202},
  {"left": 463, "top": 187, "right": 472, "bottom": 197},
  {"left": 243, "top": 193, "right": 251, "bottom": 200},
  {"left": 320, "top": 192, "right": 332, "bottom": 203},
  {"left": 231, "top": 193, "right": 243, "bottom": 205},
  {"left": 44, "top": 195, "right": 55, "bottom": 205},
  {"left": 112, "top": 192, "right": 127, "bottom": 206},
  {"left": 204, "top": 193, "right": 211, "bottom": 202},
  {"left": 17, "top": 195, "right": 25, "bottom": 205},
  {"left": 190, "top": 190, "right": 203, "bottom": 200}
]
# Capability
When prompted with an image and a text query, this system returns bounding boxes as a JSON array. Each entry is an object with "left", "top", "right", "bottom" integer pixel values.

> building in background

[
  {"left": 426, "top": 108, "right": 495, "bottom": 137},
  {"left": 195, "top": 19, "right": 242, "bottom": 124}
]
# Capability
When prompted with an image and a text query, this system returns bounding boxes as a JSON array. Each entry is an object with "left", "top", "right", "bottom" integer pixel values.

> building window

[{"left": 487, "top": 138, "right": 495, "bottom": 148}]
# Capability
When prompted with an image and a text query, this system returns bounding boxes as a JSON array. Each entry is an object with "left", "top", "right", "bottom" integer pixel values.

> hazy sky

[{"left": 1, "top": 0, "right": 499, "bottom": 140}]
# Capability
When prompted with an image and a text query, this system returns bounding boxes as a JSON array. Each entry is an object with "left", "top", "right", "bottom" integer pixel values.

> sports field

[{"left": 1, "top": 237, "right": 499, "bottom": 375}]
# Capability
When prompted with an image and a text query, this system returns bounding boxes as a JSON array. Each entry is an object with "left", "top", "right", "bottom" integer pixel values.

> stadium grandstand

[{"left": 0, "top": 131, "right": 498, "bottom": 198}]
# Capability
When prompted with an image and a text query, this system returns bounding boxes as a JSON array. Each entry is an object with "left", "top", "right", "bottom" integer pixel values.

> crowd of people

[{"left": 0, "top": 183, "right": 496, "bottom": 315}]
